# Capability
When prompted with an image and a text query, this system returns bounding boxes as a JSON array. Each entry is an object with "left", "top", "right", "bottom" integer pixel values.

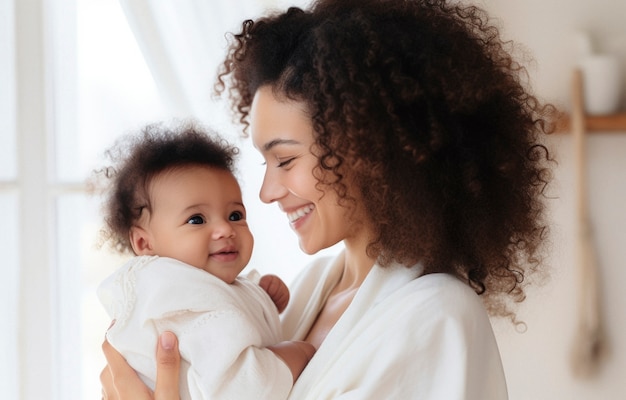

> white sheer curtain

[
  {"left": 117, "top": 0, "right": 311, "bottom": 125},
  {"left": 118, "top": 0, "right": 266, "bottom": 125}
]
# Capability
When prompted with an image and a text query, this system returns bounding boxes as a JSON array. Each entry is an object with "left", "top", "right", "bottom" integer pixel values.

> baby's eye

[
  {"left": 229, "top": 211, "right": 244, "bottom": 221},
  {"left": 187, "top": 215, "right": 205, "bottom": 225}
]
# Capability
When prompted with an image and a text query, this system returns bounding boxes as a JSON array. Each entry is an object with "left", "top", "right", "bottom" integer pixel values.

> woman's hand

[
  {"left": 100, "top": 338, "right": 152, "bottom": 399},
  {"left": 101, "top": 331, "right": 182, "bottom": 400}
]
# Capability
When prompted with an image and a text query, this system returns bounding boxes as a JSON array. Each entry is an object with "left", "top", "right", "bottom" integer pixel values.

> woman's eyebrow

[{"left": 263, "top": 138, "right": 301, "bottom": 152}]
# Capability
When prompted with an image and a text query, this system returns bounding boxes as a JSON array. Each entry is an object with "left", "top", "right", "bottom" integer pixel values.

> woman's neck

[
  {"left": 302, "top": 231, "right": 377, "bottom": 349},
  {"left": 335, "top": 237, "right": 377, "bottom": 292}
]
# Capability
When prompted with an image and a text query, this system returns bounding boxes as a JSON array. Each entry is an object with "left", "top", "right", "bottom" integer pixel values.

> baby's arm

[
  {"left": 268, "top": 341, "right": 316, "bottom": 382},
  {"left": 259, "top": 274, "right": 290, "bottom": 313},
  {"left": 260, "top": 275, "right": 314, "bottom": 381}
]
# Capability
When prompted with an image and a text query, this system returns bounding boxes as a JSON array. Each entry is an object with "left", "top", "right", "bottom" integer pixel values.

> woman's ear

[{"left": 129, "top": 225, "right": 154, "bottom": 255}]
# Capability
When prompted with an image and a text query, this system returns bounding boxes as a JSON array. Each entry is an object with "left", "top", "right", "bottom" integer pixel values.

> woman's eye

[
  {"left": 229, "top": 211, "right": 244, "bottom": 221},
  {"left": 187, "top": 215, "right": 205, "bottom": 225},
  {"left": 277, "top": 157, "right": 295, "bottom": 168}
]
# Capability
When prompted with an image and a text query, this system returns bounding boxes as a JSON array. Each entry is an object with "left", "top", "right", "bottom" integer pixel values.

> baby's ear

[{"left": 129, "top": 225, "right": 154, "bottom": 255}]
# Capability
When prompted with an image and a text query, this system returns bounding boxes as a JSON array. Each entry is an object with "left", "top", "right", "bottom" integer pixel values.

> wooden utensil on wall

[{"left": 569, "top": 69, "right": 607, "bottom": 378}]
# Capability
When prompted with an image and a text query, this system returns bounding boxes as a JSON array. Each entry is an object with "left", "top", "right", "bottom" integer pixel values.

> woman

[{"left": 101, "top": 0, "right": 554, "bottom": 398}]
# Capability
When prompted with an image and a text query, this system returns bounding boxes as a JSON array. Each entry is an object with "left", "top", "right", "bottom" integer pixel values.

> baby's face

[{"left": 138, "top": 165, "right": 253, "bottom": 284}]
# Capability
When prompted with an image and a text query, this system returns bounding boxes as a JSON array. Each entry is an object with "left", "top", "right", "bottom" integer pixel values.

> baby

[{"left": 95, "top": 123, "right": 315, "bottom": 400}]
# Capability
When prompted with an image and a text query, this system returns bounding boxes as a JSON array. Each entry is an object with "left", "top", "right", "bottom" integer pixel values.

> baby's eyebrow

[{"left": 182, "top": 204, "right": 204, "bottom": 213}]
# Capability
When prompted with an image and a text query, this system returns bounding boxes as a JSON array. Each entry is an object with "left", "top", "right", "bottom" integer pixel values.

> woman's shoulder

[
  {"left": 383, "top": 271, "right": 490, "bottom": 327},
  {"left": 364, "top": 271, "right": 498, "bottom": 362},
  {"left": 338, "top": 264, "right": 494, "bottom": 341},
  {"left": 411, "top": 272, "right": 478, "bottom": 298}
]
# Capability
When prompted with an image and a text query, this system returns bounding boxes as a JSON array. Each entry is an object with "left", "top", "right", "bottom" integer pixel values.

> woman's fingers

[
  {"left": 100, "top": 365, "right": 117, "bottom": 400},
  {"left": 154, "top": 332, "right": 182, "bottom": 400},
  {"left": 101, "top": 339, "right": 153, "bottom": 399},
  {"left": 100, "top": 331, "right": 180, "bottom": 400}
]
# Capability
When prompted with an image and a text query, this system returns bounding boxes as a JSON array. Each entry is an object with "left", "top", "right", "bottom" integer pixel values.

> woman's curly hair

[
  {"left": 216, "top": 0, "right": 555, "bottom": 318},
  {"left": 92, "top": 122, "right": 239, "bottom": 254}
]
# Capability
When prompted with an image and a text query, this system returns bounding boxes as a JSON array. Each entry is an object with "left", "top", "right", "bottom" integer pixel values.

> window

[
  {"left": 57, "top": 1, "right": 171, "bottom": 397},
  {"left": 9, "top": 0, "right": 172, "bottom": 397},
  {"left": 1, "top": 0, "right": 19, "bottom": 397}
]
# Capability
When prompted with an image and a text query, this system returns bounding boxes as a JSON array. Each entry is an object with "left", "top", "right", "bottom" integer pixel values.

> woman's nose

[{"left": 259, "top": 169, "right": 287, "bottom": 204}]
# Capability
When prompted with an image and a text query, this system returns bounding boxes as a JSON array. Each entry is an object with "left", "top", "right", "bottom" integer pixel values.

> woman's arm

[{"left": 101, "top": 332, "right": 181, "bottom": 400}]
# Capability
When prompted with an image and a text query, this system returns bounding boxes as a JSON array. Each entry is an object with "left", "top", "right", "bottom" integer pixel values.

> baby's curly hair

[
  {"left": 216, "top": 0, "right": 555, "bottom": 318},
  {"left": 93, "top": 122, "right": 239, "bottom": 254}
]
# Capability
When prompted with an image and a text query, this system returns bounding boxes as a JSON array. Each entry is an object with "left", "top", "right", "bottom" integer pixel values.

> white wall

[
  {"left": 480, "top": 1, "right": 626, "bottom": 398},
  {"left": 481, "top": 0, "right": 626, "bottom": 109}
]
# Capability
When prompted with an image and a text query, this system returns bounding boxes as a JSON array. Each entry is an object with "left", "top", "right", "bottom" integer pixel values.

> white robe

[
  {"left": 282, "top": 252, "right": 508, "bottom": 399},
  {"left": 98, "top": 255, "right": 292, "bottom": 400}
]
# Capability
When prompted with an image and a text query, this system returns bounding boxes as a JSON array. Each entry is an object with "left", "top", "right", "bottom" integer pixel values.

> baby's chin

[{"left": 201, "top": 263, "right": 248, "bottom": 285}]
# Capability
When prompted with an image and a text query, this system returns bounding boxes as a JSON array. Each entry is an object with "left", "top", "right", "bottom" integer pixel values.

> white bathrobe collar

[{"left": 289, "top": 251, "right": 424, "bottom": 396}]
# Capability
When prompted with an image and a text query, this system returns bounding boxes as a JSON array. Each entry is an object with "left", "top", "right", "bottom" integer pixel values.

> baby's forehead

[
  {"left": 150, "top": 164, "right": 237, "bottom": 184},
  {"left": 147, "top": 165, "right": 242, "bottom": 203}
]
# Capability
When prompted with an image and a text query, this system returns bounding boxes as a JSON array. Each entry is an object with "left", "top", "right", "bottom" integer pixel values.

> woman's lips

[{"left": 287, "top": 204, "right": 315, "bottom": 223}]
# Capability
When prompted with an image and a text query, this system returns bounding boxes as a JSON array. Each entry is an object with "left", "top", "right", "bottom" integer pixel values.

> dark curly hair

[
  {"left": 216, "top": 0, "right": 555, "bottom": 318},
  {"left": 93, "top": 122, "right": 239, "bottom": 254}
]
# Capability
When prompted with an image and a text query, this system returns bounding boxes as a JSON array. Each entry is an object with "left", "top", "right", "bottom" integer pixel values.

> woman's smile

[{"left": 287, "top": 204, "right": 315, "bottom": 224}]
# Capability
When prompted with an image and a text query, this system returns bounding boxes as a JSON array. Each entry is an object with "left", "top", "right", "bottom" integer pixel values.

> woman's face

[{"left": 250, "top": 85, "right": 364, "bottom": 255}]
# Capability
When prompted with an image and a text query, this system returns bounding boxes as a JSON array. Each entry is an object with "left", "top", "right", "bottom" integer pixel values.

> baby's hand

[{"left": 259, "top": 274, "right": 290, "bottom": 313}]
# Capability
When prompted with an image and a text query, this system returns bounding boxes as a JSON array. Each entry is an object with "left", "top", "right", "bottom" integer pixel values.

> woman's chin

[{"left": 298, "top": 240, "right": 321, "bottom": 255}]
